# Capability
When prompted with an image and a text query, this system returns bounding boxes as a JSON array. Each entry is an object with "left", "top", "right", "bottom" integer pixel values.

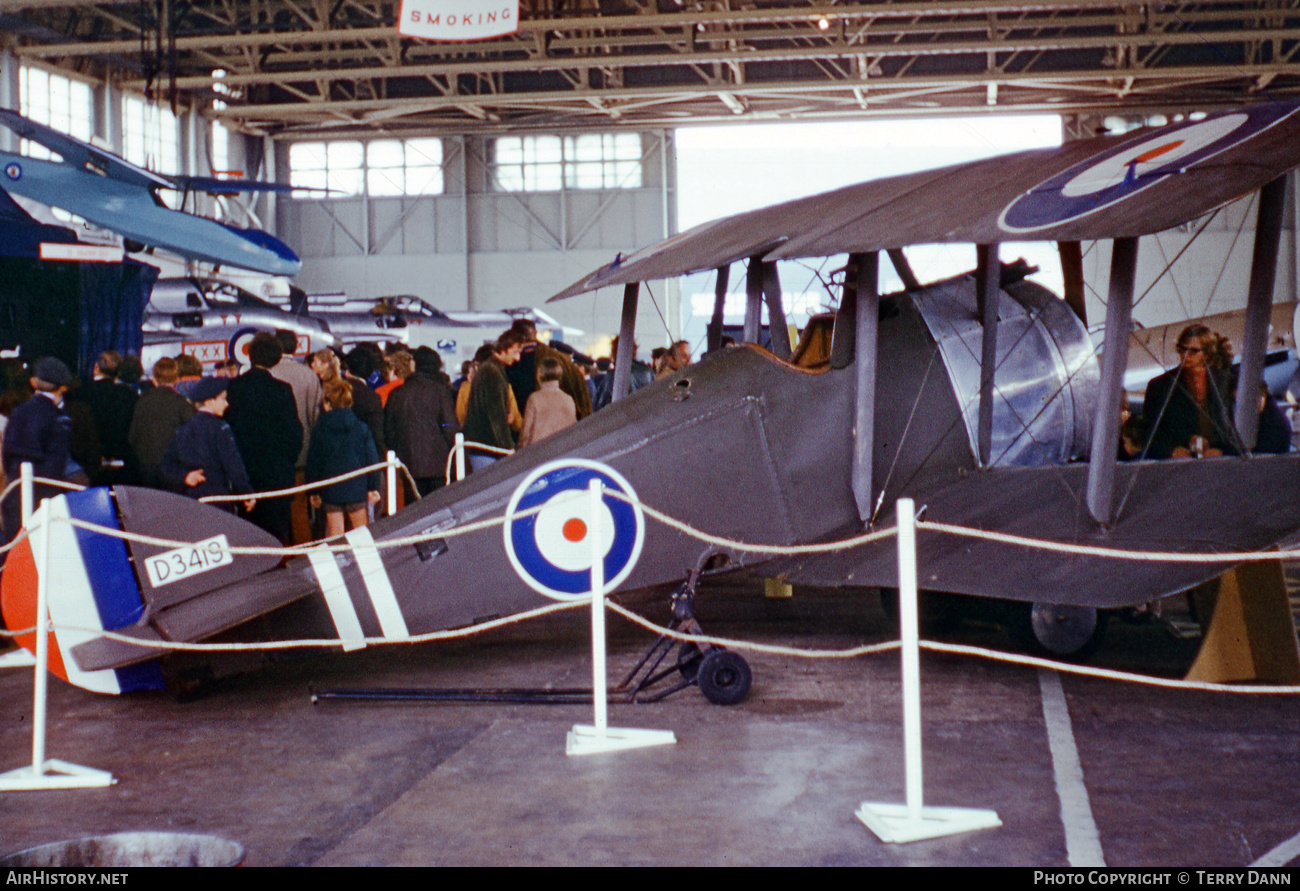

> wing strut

[
  {"left": 829, "top": 265, "right": 856, "bottom": 370},
  {"left": 706, "top": 264, "right": 730, "bottom": 353},
  {"left": 851, "top": 251, "right": 880, "bottom": 521},
  {"left": 1232, "top": 176, "right": 1286, "bottom": 450},
  {"left": 1085, "top": 237, "right": 1138, "bottom": 526},
  {"left": 887, "top": 248, "right": 921, "bottom": 292},
  {"left": 610, "top": 282, "right": 639, "bottom": 403},
  {"left": 1058, "top": 241, "right": 1087, "bottom": 325},
  {"left": 743, "top": 257, "right": 763, "bottom": 344},
  {"left": 975, "top": 243, "right": 1000, "bottom": 467},
  {"left": 763, "top": 262, "right": 792, "bottom": 359}
]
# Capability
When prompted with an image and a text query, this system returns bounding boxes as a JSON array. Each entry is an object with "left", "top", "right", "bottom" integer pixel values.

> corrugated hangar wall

[
  {"left": 276, "top": 131, "right": 678, "bottom": 354},
  {"left": 1082, "top": 186, "right": 1298, "bottom": 330}
]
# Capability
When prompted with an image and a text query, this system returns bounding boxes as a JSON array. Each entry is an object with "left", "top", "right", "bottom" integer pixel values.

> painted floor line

[
  {"left": 1039, "top": 667, "right": 1106, "bottom": 867},
  {"left": 1252, "top": 829, "right": 1300, "bottom": 867}
]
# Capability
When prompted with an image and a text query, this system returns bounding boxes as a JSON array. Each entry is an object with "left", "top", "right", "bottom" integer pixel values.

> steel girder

[{"left": 4, "top": 0, "right": 1300, "bottom": 136}]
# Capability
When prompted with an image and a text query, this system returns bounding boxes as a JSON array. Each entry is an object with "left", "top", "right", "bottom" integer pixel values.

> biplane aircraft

[
  {"left": 0, "top": 109, "right": 302, "bottom": 277},
  {"left": 7, "top": 99, "right": 1300, "bottom": 698}
]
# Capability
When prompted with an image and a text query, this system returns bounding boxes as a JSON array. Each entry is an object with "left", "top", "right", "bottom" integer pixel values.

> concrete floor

[{"left": 2, "top": 584, "right": 1298, "bottom": 866}]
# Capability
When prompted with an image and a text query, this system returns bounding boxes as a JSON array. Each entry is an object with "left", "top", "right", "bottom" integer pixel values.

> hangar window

[
  {"left": 17, "top": 66, "right": 93, "bottom": 158},
  {"left": 288, "top": 138, "right": 444, "bottom": 198},
  {"left": 366, "top": 138, "right": 444, "bottom": 196},
  {"left": 120, "top": 95, "right": 179, "bottom": 175},
  {"left": 492, "top": 133, "right": 643, "bottom": 191}
]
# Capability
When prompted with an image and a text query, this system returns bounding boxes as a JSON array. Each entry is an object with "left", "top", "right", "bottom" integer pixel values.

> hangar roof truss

[{"left": 4, "top": 0, "right": 1300, "bottom": 136}]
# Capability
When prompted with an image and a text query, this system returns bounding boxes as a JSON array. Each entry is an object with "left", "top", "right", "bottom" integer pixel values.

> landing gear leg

[{"left": 617, "top": 558, "right": 752, "bottom": 705}]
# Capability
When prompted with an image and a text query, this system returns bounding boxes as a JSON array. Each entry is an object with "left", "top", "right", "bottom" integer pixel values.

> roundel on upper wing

[
  {"left": 4, "top": 162, "right": 21, "bottom": 181},
  {"left": 503, "top": 459, "right": 644, "bottom": 601},
  {"left": 999, "top": 104, "right": 1300, "bottom": 234}
]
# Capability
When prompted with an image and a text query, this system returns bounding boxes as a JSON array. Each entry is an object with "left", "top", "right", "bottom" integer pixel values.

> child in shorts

[{"left": 306, "top": 378, "right": 381, "bottom": 537}]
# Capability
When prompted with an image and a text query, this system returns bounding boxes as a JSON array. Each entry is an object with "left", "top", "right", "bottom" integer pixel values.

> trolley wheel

[
  {"left": 696, "top": 649, "right": 751, "bottom": 706},
  {"left": 676, "top": 642, "right": 702, "bottom": 681}
]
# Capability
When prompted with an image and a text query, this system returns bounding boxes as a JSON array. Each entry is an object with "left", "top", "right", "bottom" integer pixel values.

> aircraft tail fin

[{"left": 1, "top": 486, "right": 296, "bottom": 691}]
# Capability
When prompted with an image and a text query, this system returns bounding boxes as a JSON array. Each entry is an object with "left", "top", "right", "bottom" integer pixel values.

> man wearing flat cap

[{"left": 1, "top": 357, "right": 78, "bottom": 550}]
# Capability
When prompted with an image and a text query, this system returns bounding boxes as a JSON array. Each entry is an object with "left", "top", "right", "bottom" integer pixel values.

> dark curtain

[
  {"left": 0, "top": 257, "right": 154, "bottom": 377},
  {"left": 77, "top": 259, "right": 153, "bottom": 378}
]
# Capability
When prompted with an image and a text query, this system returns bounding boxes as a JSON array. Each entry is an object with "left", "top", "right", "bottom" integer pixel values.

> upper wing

[
  {"left": 0, "top": 110, "right": 322, "bottom": 199},
  {"left": 174, "top": 175, "right": 300, "bottom": 195},
  {"left": 0, "top": 108, "right": 173, "bottom": 191},
  {"left": 552, "top": 99, "right": 1300, "bottom": 301},
  {"left": 174, "top": 175, "right": 334, "bottom": 196}
]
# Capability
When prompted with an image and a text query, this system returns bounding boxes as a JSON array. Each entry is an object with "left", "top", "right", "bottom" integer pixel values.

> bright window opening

[
  {"left": 17, "top": 65, "right": 93, "bottom": 160},
  {"left": 289, "top": 138, "right": 443, "bottom": 198},
  {"left": 492, "top": 133, "right": 643, "bottom": 192},
  {"left": 120, "top": 95, "right": 179, "bottom": 175}
]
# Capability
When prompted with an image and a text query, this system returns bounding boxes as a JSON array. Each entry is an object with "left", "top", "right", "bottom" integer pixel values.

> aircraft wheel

[
  {"left": 1011, "top": 602, "right": 1108, "bottom": 660},
  {"left": 696, "top": 650, "right": 751, "bottom": 706},
  {"left": 123, "top": 239, "right": 146, "bottom": 254},
  {"left": 676, "top": 642, "right": 702, "bottom": 681}
]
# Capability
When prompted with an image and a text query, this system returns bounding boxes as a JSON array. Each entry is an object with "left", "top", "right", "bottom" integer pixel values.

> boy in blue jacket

[{"left": 162, "top": 377, "right": 257, "bottom": 515}]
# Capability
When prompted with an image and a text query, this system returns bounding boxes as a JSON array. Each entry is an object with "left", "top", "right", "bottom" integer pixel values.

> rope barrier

[
  {"left": 916, "top": 521, "right": 1300, "bottom": 563},
  {"left": 27, "top": 478, "right": 86, "bottom": 493},
  {"left": 15, "top": 595, "right": 1300, "bottom": 696},
  {"left": 198, "top": 458, "right": 414, "bottom": 503},
  {"left": 442, "top": 438, "right": 514, "bottom": 484},
  {"left": 18, "top": 473, "right": 1300, "bottom": 564},
  {"left": 45, "top": 599, "right": 586, "bottom": 652},
  {"left": 6, "top": 478, "right": 1300, "bottom": 696},
  {"left": 604, "top": 601, "right": 903, "bottom": 659},
  {"left": 917, "top": 640, "right": 1300, "bottom": 694},
  {"left": 468, "top": 442, "right": 515, "bottom": 457}
]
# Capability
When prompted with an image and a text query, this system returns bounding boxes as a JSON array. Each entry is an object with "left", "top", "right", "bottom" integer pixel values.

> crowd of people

[
  {"left": 0, "top": 318, "right": 692, "bottom": 551},
  {"left": 0, "top": 314, "right": 1294, "bottom": 552}
]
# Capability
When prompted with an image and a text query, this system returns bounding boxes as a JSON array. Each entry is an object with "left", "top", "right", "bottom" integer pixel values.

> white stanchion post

[
  {"left": 454, "top": 433, "right": 466, "bottom": 482},
  {"left": 0, "top": 465, "right": 37, "bottom": 670},
  {"left": 31, "top": 497, "right": 51, "bottom": 774},
  {"left": 589, "top": 480, "right": 608, "bottom": 739},
  {"left": 386, "top": 450, "right": 398, "bottom": 517},
  {"left": 855, "top": 497, "right": 999, "bottom": 842},
  {"left": 20, "top": 461, "right": 33, "bottom": 525},
  {"left": 566, "top": 480, "right": 675, "bottom": 756},
  {"left": 1, "top": 467, "right": 114, "bottom": 791}
]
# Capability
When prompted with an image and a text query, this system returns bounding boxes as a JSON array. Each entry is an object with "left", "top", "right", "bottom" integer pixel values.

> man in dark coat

[
  {"left": 385, "top": 347, "right": 460, "bottom": 498},
  {"left": 224, "top": 333, "right": 302, "bottom": 544},
  {"left": 343, "top": 347, "right": 386, "bottom": 456},
  {"left": 71, "top": 350, "right": 137, "bottom": 485},
  {"left": 128, "top": 357, "right": 196, "bottom": 489},
  {"left": 505, "top": 318, "right": 540, "bottom": 413},
  {"left": 593, "top": 335, "right": 655, "bottom": 410},
  {"left": 463, "top": 332, "right": 523, "bottom": 471},
  {"left": 2, "top": 357, "right": 76, "bottom": 549}
]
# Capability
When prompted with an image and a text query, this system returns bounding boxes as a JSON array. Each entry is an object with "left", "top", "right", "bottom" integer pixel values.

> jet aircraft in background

[
  {"left": 141, "top": 277, "right": 335, "bottom": 373},
  {"left": 8, "top": 99, "right": 1300, "bottom": 698}
]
